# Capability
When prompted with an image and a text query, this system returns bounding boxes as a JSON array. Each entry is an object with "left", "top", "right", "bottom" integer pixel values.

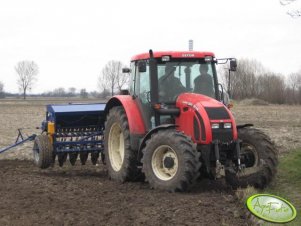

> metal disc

[
  {"left": 91, "top": 152, "right": 99, "bottom": 165},
  {"left": 80, "top": 152, "right": 89, "bottom": 165},
  {"left": 58, "top": 153, "right": 67, "bottom": 167},
  {"left": 69, "top": 152, "right": 78, "bottom": 166}
]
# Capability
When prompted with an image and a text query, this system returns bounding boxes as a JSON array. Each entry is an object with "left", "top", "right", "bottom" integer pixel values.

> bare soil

[
  {"left": 0, "top": 98, "right": 300, "bottom": 226},
  {"left": 0, "top": 160, "right": 246, "bottom": 226}
]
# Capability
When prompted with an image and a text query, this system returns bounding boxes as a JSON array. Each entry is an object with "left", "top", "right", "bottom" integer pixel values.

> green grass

[{"left": 263, "top": 148, "right": 301, "bottom": 226}]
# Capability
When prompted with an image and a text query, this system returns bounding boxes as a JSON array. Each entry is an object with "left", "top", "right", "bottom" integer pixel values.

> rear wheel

[
  {"left": 104, "top": 106, "right": 141, "bottom": 182},
  {"left": 226, "top": 127, "right": 278, "bottom": 189},
  {"left": 142, "top": 130, "right": 201, "bottom": 192},
  {"left": 33, "top": 134, "right": 53, "bottom": 169}
]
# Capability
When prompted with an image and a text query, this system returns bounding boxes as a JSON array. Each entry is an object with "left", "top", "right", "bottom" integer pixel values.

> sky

[{"left": 0, "top": 0, "right": 300, "bottom": 94}]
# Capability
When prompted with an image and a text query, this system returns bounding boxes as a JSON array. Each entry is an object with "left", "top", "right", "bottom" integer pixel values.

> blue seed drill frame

[{"left": 0, "top": 103, "right": 106, "bottom": 165}]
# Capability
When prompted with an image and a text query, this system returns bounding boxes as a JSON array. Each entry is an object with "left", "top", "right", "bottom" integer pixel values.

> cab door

[{"left": 132, "top": 60, "right": 153, "bottom": 130}]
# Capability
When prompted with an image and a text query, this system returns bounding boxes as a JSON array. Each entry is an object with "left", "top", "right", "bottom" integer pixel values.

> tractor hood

[
  {"left": 175, "top": 93, "right": 237, "bottom": 144},
  {"left": 177, "top": 93, "right": 224, "bottom": 108}
]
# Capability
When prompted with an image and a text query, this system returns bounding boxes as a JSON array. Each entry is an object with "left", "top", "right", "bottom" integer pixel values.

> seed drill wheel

[
  {"left": 226, "top": 127, "right": 278, "bottom": 189},
  {"left": 104, "top": 106, "right": 141, "bottom": 182},
  {"left": 142, "top": 130, "right": 201, "bottom": 192},
  {"left": 33, "top": 134, "right": 53, "bottom": 169}
]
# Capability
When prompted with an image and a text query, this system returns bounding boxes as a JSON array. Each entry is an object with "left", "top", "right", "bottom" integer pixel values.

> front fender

[{"left": 137, "top": 124, "right": 177, "bottom": 159}]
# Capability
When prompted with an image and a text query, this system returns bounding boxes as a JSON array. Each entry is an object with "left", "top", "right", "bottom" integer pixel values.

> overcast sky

[{"left": 0, "top": 0, "right": 300, "bottom": 94}]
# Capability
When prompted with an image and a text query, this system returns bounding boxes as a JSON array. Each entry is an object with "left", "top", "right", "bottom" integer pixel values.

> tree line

[
  {"left": 220, "top": 58, "right": 301, "bottom": 104},
  {"left": 41, "top": 87, "right": 89, "bottom": 98},
  {"left": 1, "top": 58, "right": 300, "bottom": 105},
  {"left": 0, "top": 60, "right": 127, "bottom": 99}
]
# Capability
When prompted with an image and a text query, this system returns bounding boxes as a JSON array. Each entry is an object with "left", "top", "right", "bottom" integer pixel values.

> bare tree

[
  {"left": 220, "top": 58, "right": 265, "bottom": 99},
  {"left": 256, "top": 73, "right": 286, "bottom": 104},
  {"left": 298, "top": 86, "right": 301, "bottom": 104},
  {"left": 287, "top": 72, "right": 301, "bottom": 103},
  {"left": 219, "top": 58, "right": 296, "bottom": 104},
  {"left": 68, "top": 87, "right": 77, "bottom": 97},
  {"left": 0, "top": 81, "right": 4, "bottom": 98},
  {"left": 80, "top": 88, "right": 88, "bottom": 98},
  {"left": 53, "top": 87, "right": 66, "bottom": 97},
  {"left": 280, "top": 0, "right": 301, "bottom": 18},
  {"left": 98, "top": 60, "right": 128, "bottom": 96},
  {"left": 15, "top": 61, "right": 39, "bottom": 99}
]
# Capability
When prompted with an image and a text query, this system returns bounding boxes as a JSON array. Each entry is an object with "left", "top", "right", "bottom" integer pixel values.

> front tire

[
  {"left": 226, "top": 127, "right": 278, "bottom": 189},
  {"left": 104, "top": 106, "right": 141, "bottom": 182},
  {"left": 33, "top": 134, "right": 53, "bottom": 169},
  {"left": 142, "top": 130, "right": 201, "bottom": 192}
]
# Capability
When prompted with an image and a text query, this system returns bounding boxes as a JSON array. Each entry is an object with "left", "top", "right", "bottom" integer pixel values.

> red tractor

[{"left": 103, "top": 50, "right": 278, "bottom": 192}]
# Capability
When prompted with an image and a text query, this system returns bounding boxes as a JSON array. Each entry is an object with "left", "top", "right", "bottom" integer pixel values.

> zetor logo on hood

[{"left": 246, "top": 194, "right": 297, "bottom": 223}]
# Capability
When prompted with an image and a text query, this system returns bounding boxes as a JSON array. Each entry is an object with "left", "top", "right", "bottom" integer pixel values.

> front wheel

[
  {"left": 226, "top": 127, "right": 278, "bottom": 189},
  {"left": 142, "top": 130, "right": 201, "bottom": 192}
]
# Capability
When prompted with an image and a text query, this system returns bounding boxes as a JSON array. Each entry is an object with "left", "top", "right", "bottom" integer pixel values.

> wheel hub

[
  {"left": 108, "top": 122, "right": 125, "bottom": 171},
  {"left": 151, "top": 145, "right": 178, "bottom": 181},
  {"left": 240, "top": 143, "right": 258, "bottom": 168},
  {"left": 163, "top": 156, "right": 174, "bottom": 169}
]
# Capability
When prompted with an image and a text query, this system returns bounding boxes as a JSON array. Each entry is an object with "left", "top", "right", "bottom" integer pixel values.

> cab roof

[{"left": 131, "top": 51, "right": 215, "bottom": 61}]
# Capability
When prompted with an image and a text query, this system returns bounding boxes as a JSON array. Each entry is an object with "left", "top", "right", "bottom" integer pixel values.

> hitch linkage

[
  {"left": 0, "top": 129, "right": 36, "bottom": 154},
  {"left": 213, "top": 140, "right": 225, "bottom": 178}
]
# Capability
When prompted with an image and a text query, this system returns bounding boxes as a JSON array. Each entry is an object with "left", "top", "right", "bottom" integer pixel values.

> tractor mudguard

[
  {"left": 137, "top": 124, "right": 177, "bottom": 159},
  {"left": 105, "top": 96, "right": 146, "bottom": 135},
  {"left": 236, "top": 124, "right": 254, "bottom": 129}
]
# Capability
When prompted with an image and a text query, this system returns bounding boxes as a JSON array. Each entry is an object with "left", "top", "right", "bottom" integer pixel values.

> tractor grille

[
  {"left": 204, "top": 107, "right": 232, "bottom": 142},
  {"left": 212, "top": 128, "right": 233, "bottom": 142},
  {"left": 204, "top": 107, "right": 230, "bottom": 120}
]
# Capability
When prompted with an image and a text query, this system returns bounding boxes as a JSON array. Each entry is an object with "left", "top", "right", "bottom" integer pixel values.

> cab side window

[
  {"left": 135, "top": 61, "right": 150, "bottom": 104},
  {"left": 129, "top": 62, "right": 136, "bottom": 95}
]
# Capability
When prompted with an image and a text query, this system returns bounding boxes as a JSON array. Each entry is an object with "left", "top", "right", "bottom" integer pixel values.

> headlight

[
  {"left": 224, "top": 123, "right": 232, "bottom": 129},
  {"left": 211, "top": 123, "right": 220, "bottom": 129}
]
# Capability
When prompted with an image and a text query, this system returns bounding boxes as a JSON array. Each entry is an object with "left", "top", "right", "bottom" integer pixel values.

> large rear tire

[
  {"left": 142, "top": 130, "right": 201, "bottom": 192},
  {"left": 104, "top": 106, "right": 141, "bottom": 182},
  {"left": 33, "top": 134, "right": 53, "bottom": 169},
  {"left": 226, "top": 127, "right": 278, "bottom": 189}
]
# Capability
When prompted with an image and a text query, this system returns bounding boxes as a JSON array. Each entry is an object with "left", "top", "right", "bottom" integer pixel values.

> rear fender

[{"left": 105, "top": 96, "right": 146, "bottom": 135}]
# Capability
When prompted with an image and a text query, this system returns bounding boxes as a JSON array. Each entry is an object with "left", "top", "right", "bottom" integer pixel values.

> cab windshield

[
  {"left": 132, "top": 58, "right": 218, "bottom": 105},
  {"left": 157, "top": 60, "right": 217, "bottom": 102}
]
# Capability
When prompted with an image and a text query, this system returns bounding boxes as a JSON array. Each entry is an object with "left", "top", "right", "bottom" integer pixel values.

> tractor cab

[{"left": 125, "top": 50, "right": 236, "bottom": 130}]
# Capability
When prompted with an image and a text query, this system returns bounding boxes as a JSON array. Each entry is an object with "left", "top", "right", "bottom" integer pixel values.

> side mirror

[
  {"left": 120, "top": 89, "right": 129, "bottom": 95},
  {"left": 230, "top": 59, "right": 237, "bottom": 71},
  {"left": 122, "top": 68, "right": 131, "bottom": 73},
  {"left": 138, "top": 61, "right": 147, "bottom": 73}
]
